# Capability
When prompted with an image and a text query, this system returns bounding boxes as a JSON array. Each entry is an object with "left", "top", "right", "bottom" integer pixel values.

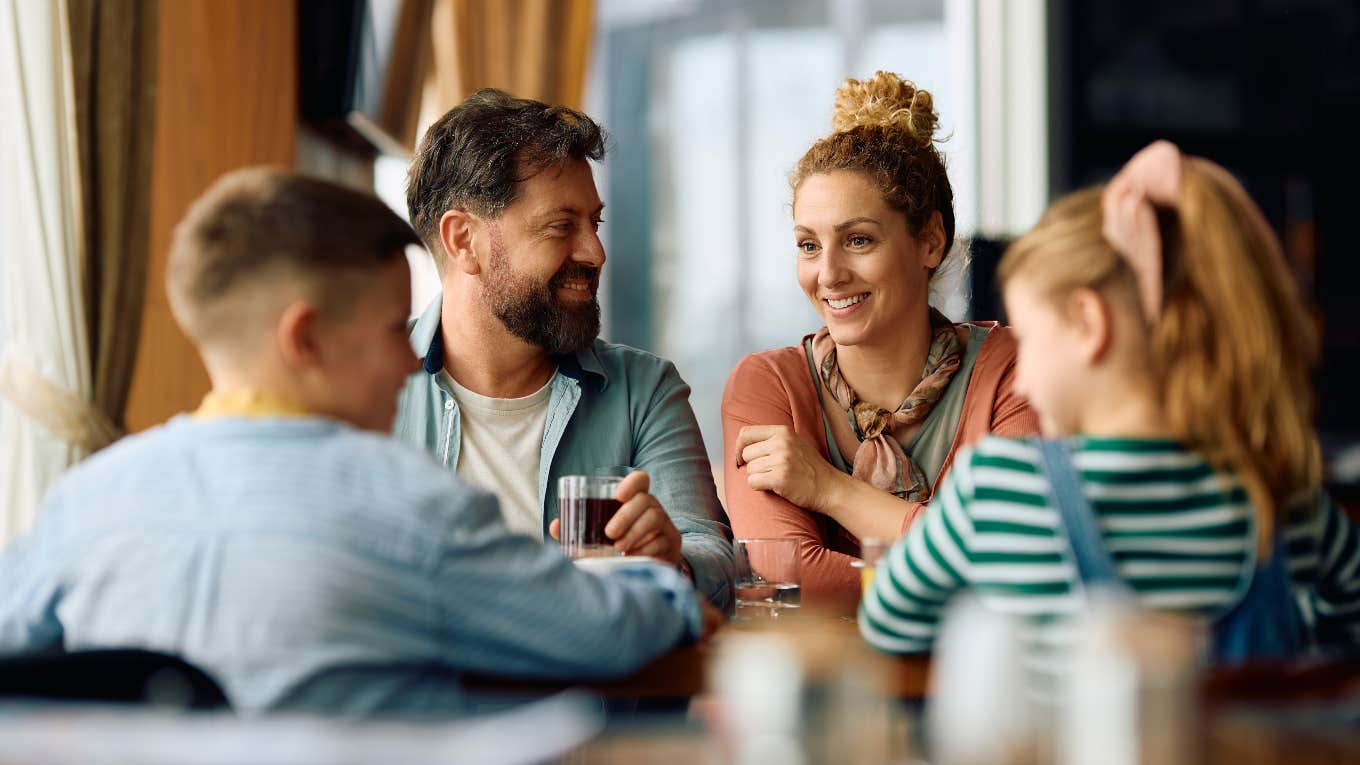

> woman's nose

[{"left": 819, "top": 248, "right": 850, "bottom": 288}]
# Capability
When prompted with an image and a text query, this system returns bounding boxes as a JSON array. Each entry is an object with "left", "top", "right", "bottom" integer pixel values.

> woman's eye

[
  {"left": 797, "top": 241, "right": 819, "bottom": 255},
  {"left": 847, "top": 234, "right": 872, "bottom": 248}
]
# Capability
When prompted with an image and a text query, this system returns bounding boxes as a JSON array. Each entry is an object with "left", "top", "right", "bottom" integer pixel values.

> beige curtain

[
  {"left": 0, "top": 0, "right": 95, "bottom": 542},
  {"left": 0, "top": 0, "right": 155, "bottom": 544},
  {"left": 68, "top": 0, "right": 157, "bottom": 434},
  {"left": 427, "top": 0, "right": 595, "bottom": 112}
]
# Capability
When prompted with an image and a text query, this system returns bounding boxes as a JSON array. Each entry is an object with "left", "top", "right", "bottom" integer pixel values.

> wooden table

[{"left": 463, "top": 615, "right": 932, "bottom": 700}]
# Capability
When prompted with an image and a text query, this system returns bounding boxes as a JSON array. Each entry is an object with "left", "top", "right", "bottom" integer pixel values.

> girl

[{"left": 859, "top": 142, "right": 1360, "bottom": 666}]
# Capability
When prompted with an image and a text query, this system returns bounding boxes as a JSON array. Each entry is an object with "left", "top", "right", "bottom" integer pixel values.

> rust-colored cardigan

[{"left": 720, "top": 324, "right": 1039, "bottom": 613}]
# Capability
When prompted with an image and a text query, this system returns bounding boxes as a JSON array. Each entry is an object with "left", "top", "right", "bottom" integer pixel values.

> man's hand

[
  {"left": 606, "top": 470, "right": 683, "bottom": 565},
  {"left": 734, "top": 425, "right": 842, "bottom": 512},
  {"left": 548, "top": 470, "right": 683, "bottom": 566}
]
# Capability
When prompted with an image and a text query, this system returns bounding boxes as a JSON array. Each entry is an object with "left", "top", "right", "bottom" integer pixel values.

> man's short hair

[
  {"left": 405, "top": 88, "right": 607, "bottom": 271},
  {"left": 168, "top": 167, "right": 420, "bottom": 347}
]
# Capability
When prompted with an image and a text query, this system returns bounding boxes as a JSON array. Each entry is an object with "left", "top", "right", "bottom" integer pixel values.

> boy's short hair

[{"left": 168, "top": 167, "right": 420, "bottom": 348}]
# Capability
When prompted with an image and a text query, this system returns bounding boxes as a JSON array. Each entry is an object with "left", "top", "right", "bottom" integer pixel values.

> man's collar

[
  {"left": 409, "top": 293, "right": 611, "bottom": 390},
  {"left": 408, "top": 294, "right": 445, "bottom": 374},
  {"left": 423, "top": 334, "right": 444, "bottom": 375},
  {"left": 557, "top": 344, "right": 609, "bottom": 389}
]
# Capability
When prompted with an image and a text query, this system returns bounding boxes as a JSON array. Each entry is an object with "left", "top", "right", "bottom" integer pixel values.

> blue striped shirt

[{"left": 0, "top": 417, "right": 702, "bottom": 715}]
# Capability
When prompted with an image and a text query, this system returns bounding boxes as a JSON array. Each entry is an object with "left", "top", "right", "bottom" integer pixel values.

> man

[{"left": 396, "top": 89, "right": 734, "bottom": 607}]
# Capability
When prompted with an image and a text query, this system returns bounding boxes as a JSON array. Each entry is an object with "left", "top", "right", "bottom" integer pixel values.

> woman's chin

[{"left": 823, "top": 324, "right": 869, "bottom": 347}]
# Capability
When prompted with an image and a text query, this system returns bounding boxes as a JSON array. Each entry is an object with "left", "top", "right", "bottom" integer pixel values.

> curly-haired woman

[{"left": 722, "top": 72, "right": 1038, "bottom": 613}]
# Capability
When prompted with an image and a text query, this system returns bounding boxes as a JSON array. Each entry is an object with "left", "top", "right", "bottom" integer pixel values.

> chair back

[{"left": 0, "top": 649, "right": 229, "bottom": 710}]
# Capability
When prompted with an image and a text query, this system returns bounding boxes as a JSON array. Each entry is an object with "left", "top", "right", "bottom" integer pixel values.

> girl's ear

[
  {"left": 439, "top": 210, "right": 483, "bottom": 276},
  {"left": 1066, "top": 287, "right": 1115, "bottom": 365},
  {"left": 919, "top": 210, "right": 947, "bottom": 270},
  {"left": 277, "top": 300, "right": 323, "bottom": 370}
]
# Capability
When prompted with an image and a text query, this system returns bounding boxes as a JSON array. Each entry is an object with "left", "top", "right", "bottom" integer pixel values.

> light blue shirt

[
  {"left": 393, "top": 295, "right": 735, "bottom": 608},
  {"left": 0, "top": 417, "right": 703, "bottom": 715}
]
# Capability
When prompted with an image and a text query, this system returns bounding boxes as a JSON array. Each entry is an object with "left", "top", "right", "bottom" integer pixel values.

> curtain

[
  {"left": 68, "top": 0, "right": 157, "bottom": 437},
  {"left": 0, "top": 0, "right": 156, "bottom": 546},
  {"left": 0, "top": 0, "right": 94, "bottom": 543},
  {"left": 427, "top": 0, "right": 595, "bottom": 113}
]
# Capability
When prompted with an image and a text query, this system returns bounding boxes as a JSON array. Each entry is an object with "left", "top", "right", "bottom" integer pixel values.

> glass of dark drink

[{"left": 558, "top": 475, "right": 624, "bottom": 559}]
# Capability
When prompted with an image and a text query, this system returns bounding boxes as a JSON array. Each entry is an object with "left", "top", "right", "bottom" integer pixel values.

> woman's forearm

[{"left": 818, "top": 470, "right": 913, "bottom": 543}]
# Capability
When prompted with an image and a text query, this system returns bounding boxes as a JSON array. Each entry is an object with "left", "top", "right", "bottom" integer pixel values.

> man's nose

[{"left": 575, "top": 229, "right": 606, "bottom": 268}]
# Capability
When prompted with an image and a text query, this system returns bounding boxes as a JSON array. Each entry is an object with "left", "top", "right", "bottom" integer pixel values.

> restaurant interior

[{"left": 0, "top": 0, "right": 1358, "bottom": 762}]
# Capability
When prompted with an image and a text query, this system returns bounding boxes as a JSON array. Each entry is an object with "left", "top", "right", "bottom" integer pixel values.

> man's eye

[{"left": 591, "top": 218, "right": 605, "bottom": 230}]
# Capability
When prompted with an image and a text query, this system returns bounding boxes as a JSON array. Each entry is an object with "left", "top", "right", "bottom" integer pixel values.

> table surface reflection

[{"left": 462, "top": 615, "right": 932, "bottom": 700}]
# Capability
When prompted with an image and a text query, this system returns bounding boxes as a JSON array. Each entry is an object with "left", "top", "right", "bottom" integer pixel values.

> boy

[{"left": 0, "top": 169, "right": 708, "bottom": 715}]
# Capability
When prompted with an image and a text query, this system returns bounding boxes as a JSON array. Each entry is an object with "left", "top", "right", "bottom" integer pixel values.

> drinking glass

[
  {"left": 558, "top": 475, "right": 623, "bottom": 559},
  {"left": 733, "top": 538, "right": 801, "bottom": 620}
]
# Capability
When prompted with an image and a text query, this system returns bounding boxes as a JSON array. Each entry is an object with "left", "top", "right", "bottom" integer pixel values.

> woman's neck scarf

[{"left": 811, "top": 307, "right": 963, "bottom": 501}]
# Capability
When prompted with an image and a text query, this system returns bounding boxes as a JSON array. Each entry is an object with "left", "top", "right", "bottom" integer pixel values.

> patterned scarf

[{"left": 811, "top": 308, "right": 963, "bottom": 501}]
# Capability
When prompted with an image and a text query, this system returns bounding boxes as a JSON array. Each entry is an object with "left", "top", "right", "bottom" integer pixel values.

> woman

[{"left": 722, "top": 71, "right": 1037, "bottom": 612}]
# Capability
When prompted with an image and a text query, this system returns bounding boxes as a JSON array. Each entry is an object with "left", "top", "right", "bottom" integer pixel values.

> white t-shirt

[{"left": 445, "top": 373, "right": 552, "bottom": 538}]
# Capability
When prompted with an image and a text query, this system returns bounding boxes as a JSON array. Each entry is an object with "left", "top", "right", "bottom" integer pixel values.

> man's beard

[{"left": 483, "top": 235, "right": 601, "bottom": 356}]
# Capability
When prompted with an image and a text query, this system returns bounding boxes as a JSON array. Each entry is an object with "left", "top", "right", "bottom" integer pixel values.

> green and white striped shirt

[{"left": 859, "top": 436, "right": 1360, "bottom": 670}]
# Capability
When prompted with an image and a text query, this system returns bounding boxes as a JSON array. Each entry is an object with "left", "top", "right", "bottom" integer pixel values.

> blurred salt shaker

[
  {"left": 929, "top": 595, "right": 1033, "bottom": 765},
  {"left": 711, "top": 631, "right": 805, "bottom": 765},
  {"left": 1061, "top": 589, "right": 1199, "bottom": 765}
]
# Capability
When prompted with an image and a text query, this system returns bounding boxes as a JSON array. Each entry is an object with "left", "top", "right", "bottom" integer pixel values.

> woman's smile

[{"left": 823, "top": 292, "right": 870, "bottom": 316}]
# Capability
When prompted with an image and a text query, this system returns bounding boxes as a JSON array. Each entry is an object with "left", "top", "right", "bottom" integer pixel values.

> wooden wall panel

[{"left": 124, "top": 0, "right": 297, "bottom": 431}]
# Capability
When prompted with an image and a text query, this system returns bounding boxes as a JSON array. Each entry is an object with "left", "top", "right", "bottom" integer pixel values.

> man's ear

[
  {"left": 439, "top": 209, "right": 483, "bottom": 276},
  {"left": 1066, "top": 287, "right": 1114, "bottom": 365},
  {"left": 277, "top": 300, "right": 323, "bottom": 371},
  {"left": 919, "top": 210, "right": 947, "bottom": 270}
]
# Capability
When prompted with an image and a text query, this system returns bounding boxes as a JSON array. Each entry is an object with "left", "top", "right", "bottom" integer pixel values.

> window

[{"left": 592, "top": 0, "right": 992, "bottom": 461}]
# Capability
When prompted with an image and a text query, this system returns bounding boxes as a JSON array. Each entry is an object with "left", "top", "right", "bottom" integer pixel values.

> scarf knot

[{"left": 812, "top": 308, "right": 963, "bottom": 502}]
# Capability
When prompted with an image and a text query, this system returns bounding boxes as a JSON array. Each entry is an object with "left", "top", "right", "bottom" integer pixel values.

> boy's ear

[
  {"left": 439, "top": 209, "right": 483, "bottom": 276},
  {"left": 1066, "top": 287, "right": 1114, "bottom": 365},
  {"left": 919, "top": 211, "right": 947, "bottom": 270},
  {"left": 276, "top": 300, "right": 323, "bottom": 370}
]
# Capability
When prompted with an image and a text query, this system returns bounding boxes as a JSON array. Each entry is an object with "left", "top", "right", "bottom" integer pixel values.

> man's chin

[
  {"left": 553, "top": 295, "right": 599, "bottom": 313},
  {"left": 555, "top": 329, "right": 600, "bottom": 354}
]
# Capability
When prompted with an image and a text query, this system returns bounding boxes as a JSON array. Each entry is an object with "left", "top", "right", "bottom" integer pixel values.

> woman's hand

[{"left": 734, "top": 425, "right": 843, "bottom": 513}]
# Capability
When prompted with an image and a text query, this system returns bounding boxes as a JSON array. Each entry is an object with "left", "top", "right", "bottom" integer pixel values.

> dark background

[{"left": 973, "top": 0, "right": 1360, "bottom": 466}]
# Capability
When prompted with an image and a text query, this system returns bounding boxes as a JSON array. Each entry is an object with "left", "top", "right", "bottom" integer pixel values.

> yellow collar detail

[{"left": 193, "top": 390, "right": 311, "bottom": 421}]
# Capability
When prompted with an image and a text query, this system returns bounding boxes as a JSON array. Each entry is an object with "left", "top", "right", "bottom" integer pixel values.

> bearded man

[{"left": 396, "top": 89, "right": 734, "bottom": 607}]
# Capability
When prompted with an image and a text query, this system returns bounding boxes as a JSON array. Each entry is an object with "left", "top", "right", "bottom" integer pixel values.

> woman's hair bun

[{"left": 831, "top": 70, "right": 940, "bottom": 149}]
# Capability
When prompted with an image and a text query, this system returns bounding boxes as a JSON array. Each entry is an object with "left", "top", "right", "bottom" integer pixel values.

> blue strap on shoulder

[
  {"left": 1212, "top": 527, "right": 1307, "bottom": 664},
  {"left": 1038, "top": 438, "right": 1306, "bottom": 663},
  {"left": 1037, "top": 439, "right": 1124, "bottom": 590}
]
